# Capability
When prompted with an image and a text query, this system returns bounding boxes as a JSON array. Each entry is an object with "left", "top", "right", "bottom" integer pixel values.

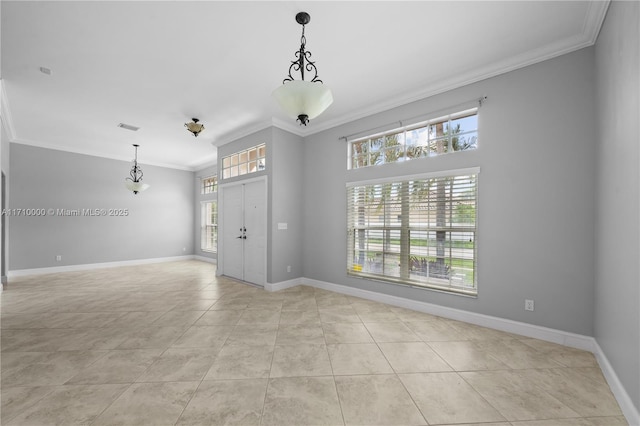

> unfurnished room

[{"left": 0, "top": 1, "right": 638, "bottom": 425}]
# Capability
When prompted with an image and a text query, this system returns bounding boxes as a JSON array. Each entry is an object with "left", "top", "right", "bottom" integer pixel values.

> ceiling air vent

[{"left": 117, "top": 123, "right": 140, "bottom": 132}]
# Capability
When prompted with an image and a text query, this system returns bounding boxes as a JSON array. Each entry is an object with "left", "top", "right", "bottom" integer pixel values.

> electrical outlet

[
  {"left": 525, "top": 299, "right": 534, "bottom": 311},
  {"left": 55, "top": 255, "right": 62, "bottom": 262},
  {"left": 287, "top": 265, "right": 291, "bottom": 273}
]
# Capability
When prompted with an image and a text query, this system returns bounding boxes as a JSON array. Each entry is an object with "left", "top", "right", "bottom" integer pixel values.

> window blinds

[{"left": 347, "top": 172, "right": 478, "bottom": 295}]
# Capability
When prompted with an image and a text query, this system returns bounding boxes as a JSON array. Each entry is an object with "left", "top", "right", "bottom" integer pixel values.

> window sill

[{"left": 347, "top": 270, "right": 477, "bottom": 298}]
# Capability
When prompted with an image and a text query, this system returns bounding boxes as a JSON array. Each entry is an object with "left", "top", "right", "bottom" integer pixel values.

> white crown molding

[
  {"left": 2, "top": 2, "right": 611, "bottom": 166},
  {"left": 9, "top": 136, "right": 196, "bottom": 171},
  {"left": 192, "top": 159, "right": 218, "bottom": 172},
  {"left": 270, "top": 117, "right": 306, "bottom": 137},
  {"left": 299, "top": 6, "right": 611, "bottom": 138},
  {"left": 187, "top": 153, "right": 218, "bottom": 171},
  {"left": 582, "top": 0, "right": 611, "bottom": 44},
  {"left": 40, "top": 7, "right": 606, "bottom": 155},
  {"left": 2, "top": 81, "right": 198, "bottom": 171},
  {"left": 210, "top": 120, "right": 274, "bottom": 148}
]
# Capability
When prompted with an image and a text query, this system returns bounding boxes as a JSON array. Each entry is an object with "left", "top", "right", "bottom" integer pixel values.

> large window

[
  {"left": 349, "top": 108, "right": 478, "bottom": 169},
  {"left": 221, "top": 143, "right": 266, "bottom": 179},
  {"left": 201, "top": 201, "right": 217, "bottom": 253},
  {"left": 347, "top": 169, "right": 478, "bottom": 295}
]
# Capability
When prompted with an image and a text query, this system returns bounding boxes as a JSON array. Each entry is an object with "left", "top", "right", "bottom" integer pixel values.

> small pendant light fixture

[
  {"left": 125, "top": 144, "right": 150, "bottom": 194},
  {"left": 272, "top": 12, "right": 333, "bottom": 126},
  {"left": 185, "top": 118, "right": 204, "bottom": 137}
]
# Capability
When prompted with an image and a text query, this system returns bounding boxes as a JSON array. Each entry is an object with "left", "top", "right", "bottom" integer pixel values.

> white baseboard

[
  {"left": 8, "top": 255, "right": 197, "bottom": 277},
  {"left": 265, "top": 277, "right": 303, "bottom": 292},
  {"left": 297, "top": 277, "right": 637, "bottom": 425},
  {"left": 302, "top": 277, "right": 595, "bottom": 351},
  {"left": 193, "top": 255, "right": 217, "bottom": 264},
  {"left": 592, "top": 341, "right": 640, "bottom": 425}
]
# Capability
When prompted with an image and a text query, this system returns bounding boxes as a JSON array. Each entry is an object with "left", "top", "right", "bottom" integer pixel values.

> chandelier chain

[
  {"left": 126, "top": 145, "right": 144, "bottom": 184},
  {"left": 282, "top": 22, "right": 323, "bottom": 84},
  {"left": 128, "top": 164, "right": 143, "bottom": 183}
]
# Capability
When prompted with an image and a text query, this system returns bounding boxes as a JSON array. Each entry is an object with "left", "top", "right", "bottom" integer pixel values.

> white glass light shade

[
  {"left": 272, "top": 80, "right": 333, "bottom": 121},
  {"left": 125, "top": 180, "right": 150, "bottom": 193}
]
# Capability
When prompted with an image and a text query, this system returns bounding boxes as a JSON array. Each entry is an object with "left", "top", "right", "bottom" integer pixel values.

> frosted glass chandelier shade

[
  {"left": 125, "top": 180, "right": 150, "bottom": 194},
  {"left": 272, "top": 80, "right": 333, "bottom": 122}
]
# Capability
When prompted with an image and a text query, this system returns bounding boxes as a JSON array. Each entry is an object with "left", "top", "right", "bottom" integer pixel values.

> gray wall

[
  {"left": 9, "top": 144, "right": 195, "bottom": 270},
  {"left": 194, "top": 164, "right": 217, "bottom": 261},
  {"left": 594, "top": 0, "right": 640, "bottom": 413},
  {"left": 270, "top": 127, "right": 304, "bottom": 283},
  {"left": 303, "top": 47, "right": 598, "bottom": 336}
]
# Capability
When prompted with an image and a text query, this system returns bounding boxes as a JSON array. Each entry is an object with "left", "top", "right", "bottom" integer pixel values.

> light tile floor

[{"left": 0, "top": 260, "right": 627, "bottom": 425}]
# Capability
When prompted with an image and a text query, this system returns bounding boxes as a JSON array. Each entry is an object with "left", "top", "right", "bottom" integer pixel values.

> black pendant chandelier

[
  {"left": 272, "top": 12, "right": 333, "bottom": 126},
  {"left": 125, "top": 144, "right": 150, "bottom": 194}
]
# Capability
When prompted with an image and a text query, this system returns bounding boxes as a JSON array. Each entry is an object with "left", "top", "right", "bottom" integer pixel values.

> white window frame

[
  {"left": 348, "top": 108, "right": 478, "bottom": 170},
  {"left": 201, "top": 201, "right": 217, "bottom": 253},
  {"left": 347, "top": 168, "right": 479, "bottom": 296},
  {"left": 221, "top": 143, "right": 266, "bottom": 180},
  {"left": 202, "top": 176, "right": 217, "bottom": 194}
]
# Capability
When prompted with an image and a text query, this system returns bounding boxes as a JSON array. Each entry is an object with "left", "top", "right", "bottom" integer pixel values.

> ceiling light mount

[
  {"left": 272, "top": 11, "right": 333, "bottom": 126},
  {"left": 295, "top": 11, "right": 310, "bottom": 26},
  {"left": 185, "top": 118, "right": 204, "bottom": 137},
  {"left": 125, "top": 144, "right": 150, "bottom": 194}
]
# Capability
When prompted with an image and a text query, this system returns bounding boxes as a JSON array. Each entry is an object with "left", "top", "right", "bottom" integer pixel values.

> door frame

[{"left": 217, "top": 175, "right": 268, "bottom": 286}]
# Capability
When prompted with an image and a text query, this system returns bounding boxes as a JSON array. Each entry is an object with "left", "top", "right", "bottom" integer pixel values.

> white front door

[
  {"left": 221, "top": 184, "right": 244, "bottom": 281},
  {"left": 219, "top": 178, "right": 266, "bottom": 286},
  {"left": 242, "top": 180, "right": 266, "bottom": 285}
]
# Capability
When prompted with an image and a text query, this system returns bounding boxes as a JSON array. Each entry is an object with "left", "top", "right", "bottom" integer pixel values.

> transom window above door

[{"left": 222, "top": 143, "right": 266, "bottom": 179}]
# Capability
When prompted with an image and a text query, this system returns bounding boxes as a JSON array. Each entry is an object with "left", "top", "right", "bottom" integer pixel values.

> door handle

[{"left": 238, "top": 227, "right": 247, "bottom": 239}]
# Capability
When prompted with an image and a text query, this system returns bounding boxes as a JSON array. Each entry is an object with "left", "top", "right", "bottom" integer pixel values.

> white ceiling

[{"left": 1, "top": 1, "right": 609, "bottom": 171}]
